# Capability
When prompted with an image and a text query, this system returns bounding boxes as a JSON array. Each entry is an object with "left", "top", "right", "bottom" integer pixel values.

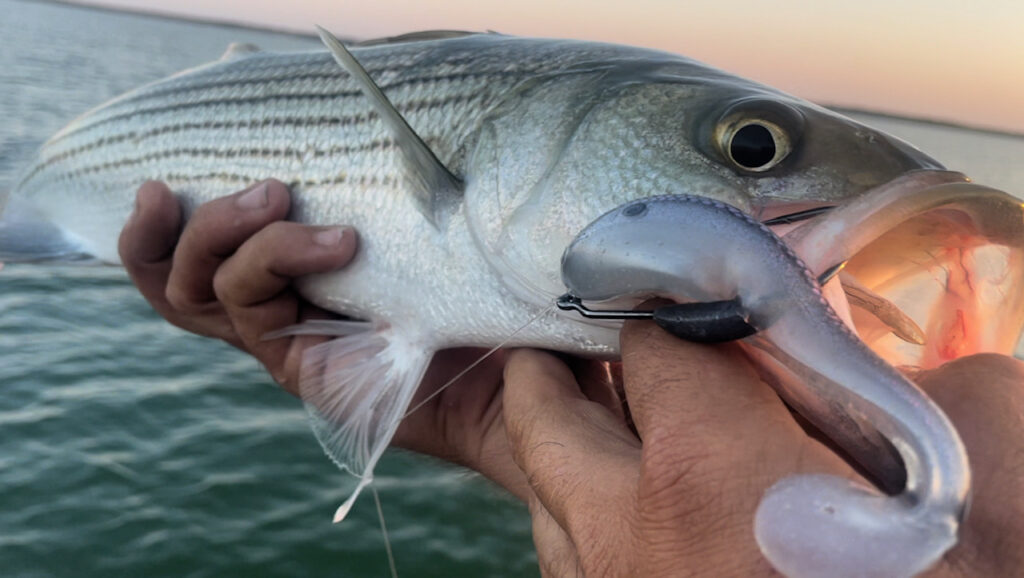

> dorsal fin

[
  {"left": 219, "top": 42, "right": 260, "bottom": 61},
  {"left": 354, "top": 30, "right": 490, "bottom": 47},
  {"left": 317, "top": 26, "right": 463, "bottom": 229}
]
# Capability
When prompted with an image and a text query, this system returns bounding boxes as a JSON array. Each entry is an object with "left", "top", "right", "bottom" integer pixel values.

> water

[
  {"left": 2, "top": 1, "right": 1023, "bottom": 576},
  {"left": 0, "top": 2, "right": 534, "bottom": 576}
]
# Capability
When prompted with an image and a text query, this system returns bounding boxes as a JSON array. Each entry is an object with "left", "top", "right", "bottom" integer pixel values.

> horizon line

[{"left": 36, "top": 0, "right": 1024, "bottom": 139}]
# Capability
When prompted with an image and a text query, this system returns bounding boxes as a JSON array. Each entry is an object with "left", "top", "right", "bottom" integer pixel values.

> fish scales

[
  {"left": 21, "top": 39, "right": 634, "bottom": 252},
  {"left": 17, "top": 36, "right": 653, "bottom": 352},
  {"left": 32, "top": 38, "right": 626, "bottom": 171}
]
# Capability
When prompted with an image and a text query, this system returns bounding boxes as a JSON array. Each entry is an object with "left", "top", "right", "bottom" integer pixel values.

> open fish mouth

[
  {"left": 775, "top": 169, "right": 1024, "bottom": 370},
  {"left": 558, "top": 172, "right": 1022, "bottom": 577}
]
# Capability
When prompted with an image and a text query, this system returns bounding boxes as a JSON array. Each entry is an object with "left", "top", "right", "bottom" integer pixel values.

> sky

[{"left": 80, "top": 0, "right": 1024, "bottom": 133}]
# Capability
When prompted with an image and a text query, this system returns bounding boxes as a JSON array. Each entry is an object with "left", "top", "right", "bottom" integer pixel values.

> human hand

[
  {"left": 119, "top": 180, "right": 358, "bottom": 393},
  {"left": 117, "top": 180, "right": 542, "bottom": 496},
  {"left": 501, "top": 319, "right": 1024, "bottom": 576}
]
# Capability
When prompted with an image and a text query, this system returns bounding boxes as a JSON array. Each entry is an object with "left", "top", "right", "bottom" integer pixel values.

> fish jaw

[{"left": 779, "top": 170, "right": 1024, "bottom": 370}]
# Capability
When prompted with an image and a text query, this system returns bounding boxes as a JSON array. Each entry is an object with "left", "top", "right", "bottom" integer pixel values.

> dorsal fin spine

[{"left": 317, "top": 26, "right": 463, "bottom": 229}]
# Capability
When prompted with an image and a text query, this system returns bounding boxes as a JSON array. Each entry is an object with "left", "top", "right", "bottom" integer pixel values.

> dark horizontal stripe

[
  {"left": 38, "top": 169, "right": 400, "bottom": 193},
  {"left": 44, "top": 138, "right": 411, "bottom": 180},
  {"left": 60, "top": 66, "right": 528, "bottom": 143},
  {"left": 61, "top": 93, "right": 375, "bottom": 142},
  {"left": 26, "top": 92, "right": 474, "bottom": 184},
  {"left": 160, "top": 171, "right": 399, "bottom": 190},
  {"left": 116, "top": 54, "right": 489, "bottom": 108},
  {"left": 30, "top": 114, "right": 377, "bottom": 180}
]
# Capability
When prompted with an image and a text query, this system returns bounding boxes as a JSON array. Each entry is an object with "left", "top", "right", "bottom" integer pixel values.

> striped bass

[{"left": 3, "top": 29, "right": 1024, "bottom": 577}]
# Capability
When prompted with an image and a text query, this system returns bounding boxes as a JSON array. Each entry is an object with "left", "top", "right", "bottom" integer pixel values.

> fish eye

[{"left": 722, "top": 119, "right": 791, "bottom": 172}]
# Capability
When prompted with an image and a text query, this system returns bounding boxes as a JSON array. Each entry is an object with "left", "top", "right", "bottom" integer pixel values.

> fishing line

[
  {"left": 402, "top": 304, "right": 557, "bottom": 418},
  {"left": 371, "top": 484, "right": 398, "bottom": 578}
]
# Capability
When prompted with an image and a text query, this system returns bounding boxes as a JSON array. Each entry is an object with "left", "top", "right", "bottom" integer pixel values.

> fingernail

[
  {"left": 237, "top": 181, "right": 270, "bottom": 210},
  {"left": 313, "top": 227, "right": 348, "bottom": 247}
]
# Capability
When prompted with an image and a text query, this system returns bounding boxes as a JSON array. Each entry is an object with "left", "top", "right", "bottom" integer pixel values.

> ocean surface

[{"left": 1, "top": 1, "right": 1022, "bottom": 577}]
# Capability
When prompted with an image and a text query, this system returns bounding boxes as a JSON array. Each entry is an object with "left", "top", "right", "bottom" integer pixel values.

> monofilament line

[
  {"left": 402, "top": 304, "right": 556, "bottom": 418},
  {"left": 372, "top": 485, "right": 398, "bottom": 578}
]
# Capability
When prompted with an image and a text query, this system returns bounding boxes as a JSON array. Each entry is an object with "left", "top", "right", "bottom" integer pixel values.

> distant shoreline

[
  {"left": 24, "top": 0, "right": 1024, "bottom": 139},
  {"left": 827, "top": 106, "right": 1024, "bottom": 140},
  {"left": 32, "top": 0, "right": 322, "bottom": 40}
]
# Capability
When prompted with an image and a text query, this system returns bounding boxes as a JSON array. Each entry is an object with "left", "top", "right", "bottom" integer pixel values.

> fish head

[
  {"left": 468, "top": 58, "right": 1023, "bottom": 366},
  {"left": 665, "top": 84, "right": 1024, "bottom": 368},
  {"left": 686, "top": 90, "right": 944, "bottom": 208},
  {"left": 554, "top": 65, "right": 947, "bottom": 213},
  {"left": 468, "top": 64, "right": 931, "bottom": 274}
]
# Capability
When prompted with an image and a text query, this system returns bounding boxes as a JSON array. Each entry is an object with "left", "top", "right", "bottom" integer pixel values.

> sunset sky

[{"left": 79, "top": 0, "right": 1024, "bottom": 133}]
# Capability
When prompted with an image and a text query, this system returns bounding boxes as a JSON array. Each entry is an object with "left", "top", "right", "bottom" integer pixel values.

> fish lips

[{"left": 777, "top": 169, "right": 1024, "bottom": 369}]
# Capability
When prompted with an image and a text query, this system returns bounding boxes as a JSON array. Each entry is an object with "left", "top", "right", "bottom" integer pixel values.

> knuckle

[
  {"left": 631, "top": 375, "right": 683, "bottom": 408},
  {"left": 116, "top": 228, "right": 136, "bottom": 263},
  {"left": 210, "top": 250, "right": 270, "bottom": 307},
  {"left": 210, "top": 265, "right": 235, "bottom": 304},
  {"left": 239, "top": 222, "right": 300, "bottom": 271},
  {"left": 259, "top": 220, "right": 296, "bottom": 244},
  {"left": 509, "top": 409, "right": 552, "bottom": 467},
  {"left": 186, "top": 196, "right": 226, "bottom": 225},
  {"left": 164, "top": 283, "right": 210, "bottom": 314}
]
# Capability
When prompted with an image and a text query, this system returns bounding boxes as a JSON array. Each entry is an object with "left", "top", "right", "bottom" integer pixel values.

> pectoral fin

[
  {"left": 299, "top": 327, "right": 433, "bottom": 522},
  {"left": 317, "top": 27, "right": 464, "bottom": 229}
]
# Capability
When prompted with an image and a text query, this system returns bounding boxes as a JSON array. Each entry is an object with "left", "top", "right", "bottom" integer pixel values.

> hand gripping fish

[
  {"left": 3, "top": 27, "right": 1023, "bottom": 577},
  {"left": 559, "top": 185, "right": 1023, "bottom": 577}
]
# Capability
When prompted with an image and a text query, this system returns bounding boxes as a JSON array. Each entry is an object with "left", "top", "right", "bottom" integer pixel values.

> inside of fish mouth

[
  {"left": 761, "top": 211, "right": 922, "bottom": 346},
  {"left": 771, "top": 198, "right": 1024, "bottom": 371},
  {"left": 759, "top": 206, "right": 927, "bottom": 345}
]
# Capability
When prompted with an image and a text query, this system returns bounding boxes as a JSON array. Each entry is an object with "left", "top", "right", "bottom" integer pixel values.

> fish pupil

[{"left": 730, "top": 124, "right": 777, "bottom": 169}]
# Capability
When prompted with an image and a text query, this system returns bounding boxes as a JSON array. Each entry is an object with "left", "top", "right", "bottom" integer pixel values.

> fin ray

[
  {"left": 262, "top": 319, "right": 374, "bottom": 340},
  {"left": 317, "top": 26, "right": 463, "bottom": 228},
  {"left": 355, "top": 30, "right": 490, "bottom": 47},
  {"left": 299, "top": 329, "right": 432, "bottom": 522}
]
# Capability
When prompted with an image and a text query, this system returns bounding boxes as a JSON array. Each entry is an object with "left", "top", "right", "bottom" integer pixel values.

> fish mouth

[{"left": 775, "top": 170, "right": 1024, "bottom": 370}]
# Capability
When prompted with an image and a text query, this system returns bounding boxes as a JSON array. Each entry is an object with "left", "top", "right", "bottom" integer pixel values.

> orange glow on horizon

[{"left": 78, "top": 0, "right": 1024, "bottom": 134}]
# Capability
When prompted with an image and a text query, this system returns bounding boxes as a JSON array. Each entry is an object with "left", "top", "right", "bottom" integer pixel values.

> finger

[
  {"left": 166, "top": 179, "right": 290, "bottom": 313},
  {"left": 215, "top": 223, "right": 356, "bottom": 309},
  {"left": 915, "top": 354, "right": 1024, "bottom": 572},
  {"left": 213, "top": 223, "right": 357, "bottom": 387},
  {"left": 620, "top": 318, "right": 801, "bottom": 446},
  {"left": 395, "top": 349, "right": 534, "bottom": 500},
  {"left": 503, "top": 349, "right": 640, "bottom": 537},
  {"left": 119, "top": 181, "right": 182, "bottom": 316},
  {"left": 915, "top": 354, "right": 1024, "bottom": 490},
  {"left": 529, "top": 498, "right": 582, "bottom": 578},
  {"left": 618, "top": 319, "right": 858, "bottom": 534}
]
